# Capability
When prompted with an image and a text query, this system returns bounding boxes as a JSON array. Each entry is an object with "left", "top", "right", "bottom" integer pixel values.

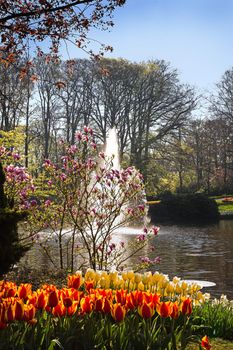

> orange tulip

[
  {"left": 18, "top": 283, "right": 32, "bottom": 300},
  {"left": 27, "top": 293, "right": 37, "bottom": 307},
  {"left": 6, "top": 287, "right": 17, "bottom": 298},
  {"left": 52, "top": 303, "right": 66, "bottom": 317},
  {"left": 15, "top": 300, "right": 24, "bottom": 320},
  {"left": 63, "top": 297, "right": 73, "bottom": 308},
  {"left": 143, "top": 292, "right": 153, "bottom": 304},
  {"left": 85, "top": 280, "right": 95, "bottom": 293},
  {"left": 111, "top": 303, "right": 126, "bottom": 322},
  {"left": 115, "top": 289, "right": 127, "bottom": 305},
  {"left": 156, "top": 301, "right": 171, "bottom": 318},
  {"left": 5, "top": 303, "right": 15, "bottom": 323},
  {"left": 170, "top": 301, "right": 179, "bottom": 319},
  {"left": 138, "top": 302, "right": 155, "bottom": 319},
  {"left": 0, "top": 303, "right": 6, "bottom": 324},
  {"left": 129, "top": 291, "right": 144, "bottom": 307},
  {"left": 103, "top": 298, "right": 111, "bottom": 314},
  {"left": 66, "top": 302, "right": 78, "bottom": 316},
  {"left": 68, "top": 274, "right": 82, "bottom": 289},
  {"left": 152, "top": 293, "right": 160, "bottom": 307},
  {"left": 95, "top": 297, "right": 103, "bottom": 312},
  {"left": 80, "top": 296, "right": 93, "bottom": 313},
  {"left": 47, "top": 290, "right": 59, "bottom": 308},
  {"left": 201, "top": 335, "right": 211, "bottom": 350},
  {"left": 23, "top": 304, "right": 36, "bottom": 322},
  {"left": 36, "top": 291, "right": 47, "bottom": 309},
  {"left": 181, "top": 298, "right": 192, "bottom": 316}
]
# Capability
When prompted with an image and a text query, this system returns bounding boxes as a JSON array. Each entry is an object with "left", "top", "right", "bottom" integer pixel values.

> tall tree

[
  {"left": 0, "top": 60, "right": 28, "bottom": 130},
  {"left": 34, "top": 56, "right": 61, "bottom": 161}
]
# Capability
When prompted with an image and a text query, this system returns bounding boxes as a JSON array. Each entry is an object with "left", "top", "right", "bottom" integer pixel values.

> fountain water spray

[{"left": 105, "top": 127, "right": 120, "bottom": 170}]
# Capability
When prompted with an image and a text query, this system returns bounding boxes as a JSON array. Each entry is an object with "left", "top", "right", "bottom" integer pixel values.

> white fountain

[{"left": 105, "top": 127, "right": 120, "bottom": 170}]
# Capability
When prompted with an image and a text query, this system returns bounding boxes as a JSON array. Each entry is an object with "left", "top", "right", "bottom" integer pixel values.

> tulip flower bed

[{"left": 0, "top": 270, "right": 211, "bottom": 350}]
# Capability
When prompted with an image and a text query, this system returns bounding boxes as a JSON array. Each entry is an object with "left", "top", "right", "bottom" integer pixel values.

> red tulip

[
  {"left": 80, "top": 296, "right": 93, "bottom": 313},
  {"left": 115, "top": 289, "right": 127, "bottom": 305},
  {"left": 156, "top": 301, "right": 171, "bottom": 318},
  {"left": 47, "top": 290, "right": 59, "bottom": 308},
  {"left": 85, "top": 280, "right": 95, "bottom": 293},
  {"left": 5, "top": 304, "right": 14, "bottom": 323},
  {"left": 138, "top": 302, "right": 155, "bottom": 319},
  {"left": 111, "top": 303, "right": 126, "bottom": 322},
  {"left": 170, "top": 302, "right": 179, "bottom": 319},
  {"left": 181, "top": 298, "right": 192, "bottom": 316},
  {"left": 63, "top": 297, "right": 73, "bottom": 308},
  {"left": 68, "top": 274, "right": 82, "bottom": 289},
  {"left": 23, "top": 304, "right": 36, "bottom": 322},
  {"left": 201, "top": 335, "right": 211, "bottom": 350},
  {"left": 18, "top": 283, "right": 32, "bottom": 300},
  {"left": 103, "top": 298, "right": 111, "bottom": 314},
  {"left": 52, "top": 303, "right": 66, "bottom": 317},
  {"left": 36, "top": 291, "right": 47, "bottom": 309},
  {"left": 15, "top": 300, "right": 24, "bottom": 320}
]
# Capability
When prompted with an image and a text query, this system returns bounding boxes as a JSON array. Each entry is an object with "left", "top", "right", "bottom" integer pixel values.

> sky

[{"left": 65, "top": 0, "right": 233, "bottom": 93}]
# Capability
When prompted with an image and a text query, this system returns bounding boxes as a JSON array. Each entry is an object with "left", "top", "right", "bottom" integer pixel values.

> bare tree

[{"left": 0, "top": 60, "right": 28, "bottom": 130}]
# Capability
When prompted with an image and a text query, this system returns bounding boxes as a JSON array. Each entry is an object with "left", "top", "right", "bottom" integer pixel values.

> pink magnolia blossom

[
  {"left": 151, "top": 226, "right": 160, "bottom": 235},
  {"left": 75, "top": 131, "right": 82, "bottom": 141},
  {"left": 137, "top": 234, "right": 146, "bottom": 241}
]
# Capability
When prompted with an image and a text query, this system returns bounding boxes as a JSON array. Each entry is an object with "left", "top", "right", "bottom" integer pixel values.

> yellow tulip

[
  {"left": 138, "top": 282, "right": 144, "bottom": 291},
  {"left": 127, "top": 271, "right": 134, "bottom": 280},
  {"left": 134, "top": 273, "right": 142, "bottom": 284},
  {"left": 85, "top": 268, "right": 96, "bottom": 281},
  {"left": 121, "top": 272, "right": 128, "bottom": 281}
]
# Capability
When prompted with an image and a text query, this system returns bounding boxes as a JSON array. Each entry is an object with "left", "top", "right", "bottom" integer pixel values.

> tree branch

[{"left": 0, "top": 0, "right": 94, "bottom": 23}]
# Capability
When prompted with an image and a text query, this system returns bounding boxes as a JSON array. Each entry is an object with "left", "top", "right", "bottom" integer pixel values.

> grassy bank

[{"left": 213, "top": 196, "right": 233, "bottom": 218}]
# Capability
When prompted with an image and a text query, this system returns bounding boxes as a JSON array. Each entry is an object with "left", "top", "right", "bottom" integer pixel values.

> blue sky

[{"left": 66, "top": 0, "right": 233, "bottom": 92}]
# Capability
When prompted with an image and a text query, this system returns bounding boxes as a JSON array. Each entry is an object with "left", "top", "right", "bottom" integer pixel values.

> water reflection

[
  {"left": 115, "top": 220, "right": 233, "bottom": 299},
  {"left": 19, "top": 220, "right": 233, "bottom": 299}
]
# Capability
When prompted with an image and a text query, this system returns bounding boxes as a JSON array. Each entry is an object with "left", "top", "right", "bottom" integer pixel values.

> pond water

[
  {"left": 19, "top": 220, "right": 233, "bottom": 299},
  {"left": 115, "top": 220, "right": 233, "bottom": 299}
]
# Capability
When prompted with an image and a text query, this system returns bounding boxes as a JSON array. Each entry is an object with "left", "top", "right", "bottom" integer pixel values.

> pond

[
  {"left": 116, "top": 220, "right": 233, "bottom": 299},
  {"left": 19, "top": 220, "right": 233, "bottom": 299}
]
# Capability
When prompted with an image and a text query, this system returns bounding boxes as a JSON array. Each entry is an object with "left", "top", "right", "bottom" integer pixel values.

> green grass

[{"left": 215, "top": 200, "right": 233, "bottom": 213}]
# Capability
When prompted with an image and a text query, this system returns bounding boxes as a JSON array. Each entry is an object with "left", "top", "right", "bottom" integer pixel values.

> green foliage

[
  {"left": 0, "top": 127, "right": 25, "bottom": 150},
  {"left": 149, "top": 193, "right": 220, "bottom": 224},
  {"left": 0, "top": 209, "right": 29, "bottom": 277},
  {"left": 0, "top": 309, "right": 196, "bottom": 350},
  {"left": 216, "top": 201, "right": 233, "bottom": 214},
  {"left": 192, "top": 298, "right": 233, "bottom": 341}
]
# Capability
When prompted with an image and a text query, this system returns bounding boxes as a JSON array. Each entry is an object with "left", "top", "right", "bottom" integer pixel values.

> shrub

[
  {"left": 0, "top": 209, "right": 29, "bottom": 278},
  {"left": 149, "top": 193, "right": 220, "bottom": 224}
]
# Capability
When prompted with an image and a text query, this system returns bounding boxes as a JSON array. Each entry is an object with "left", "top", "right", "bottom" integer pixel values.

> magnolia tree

[
  {"left": 0, "top": 146, "right": 34, "bottom": 210},
  {"left": 27, "top": 127, "right": 160, "bottom": 272}
]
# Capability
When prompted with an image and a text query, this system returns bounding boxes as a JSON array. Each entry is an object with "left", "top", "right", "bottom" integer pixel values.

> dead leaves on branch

[{"left": 0, "top": 0, "right": 126, "bottom": 58}]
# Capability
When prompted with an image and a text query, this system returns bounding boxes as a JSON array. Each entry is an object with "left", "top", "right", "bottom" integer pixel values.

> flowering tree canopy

[
  {"left": 27, "top": 127, "right": 160, "bottom": 272},
  {"left": 0, "top": 0, "right": 126, "bottom": 62}
]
